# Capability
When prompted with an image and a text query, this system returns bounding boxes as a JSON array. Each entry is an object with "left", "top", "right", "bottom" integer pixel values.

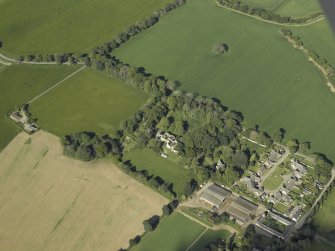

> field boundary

[
  {"left": 185, "top": 228, "right": 209, "bottom": 251},
  {"left": 27, "top": 65, "right": 86, "bottom": 104},
  {"left": 214, "top": 0, "right": 325, "bottom": 27}
]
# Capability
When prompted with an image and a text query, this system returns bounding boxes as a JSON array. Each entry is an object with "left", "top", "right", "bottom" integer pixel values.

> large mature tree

[{"left": 212, "top": 43, "right": 229, "bottom": 55}]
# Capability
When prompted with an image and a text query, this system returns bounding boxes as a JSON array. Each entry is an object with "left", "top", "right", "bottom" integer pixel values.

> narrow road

[
  {"left": 27, "top": 66, "right": 86, "bottom": 104},
  {"left": 214, "top": 0, "right": 324, "bottom": 27}
]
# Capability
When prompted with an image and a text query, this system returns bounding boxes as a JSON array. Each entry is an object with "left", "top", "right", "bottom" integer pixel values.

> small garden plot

[
  {"left": 273, "top": 202, "right": 290, "bottom": 215},
  {"left": 262, "top": 215, "right": 287, "bottom": 234}
]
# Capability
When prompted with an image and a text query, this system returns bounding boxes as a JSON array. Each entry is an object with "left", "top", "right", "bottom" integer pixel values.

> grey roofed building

[
  {"left": 200, "top": 184, "right": 231, "bottom": 208},
  {"left": 226, "top": 197, "right": 258, "bottom": 224},
  {"left": 291, "top": 161, "right": 307, "bottom": 174},
  {"left": 269, "top": 151, "right": 282, "bottom": 162}
]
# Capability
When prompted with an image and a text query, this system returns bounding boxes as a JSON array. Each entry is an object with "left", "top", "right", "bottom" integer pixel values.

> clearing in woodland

[
  {"left": 0, "top": 131, "right": 167, "bottom": 251},
  {"left": 114, "top": 0, "right": 335, "bottom": 161},
  {"left": 0, "top": 0, "right": 172, "bottom": 55},
  {"left": 0, "top": 64, "right": 79, "bottom": 151},
  {"left": 30, "top": 68, "right": 148, "bottom": 137}
]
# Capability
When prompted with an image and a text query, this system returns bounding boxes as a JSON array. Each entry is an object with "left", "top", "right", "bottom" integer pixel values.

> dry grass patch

[{"left": 0, "top": 131, "right": 168, "bottom": 251}]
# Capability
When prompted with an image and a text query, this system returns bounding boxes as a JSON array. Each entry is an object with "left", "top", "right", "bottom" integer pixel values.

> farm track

[
  {"left": 214, "top": 0, "right": 324, "bottom": 27},
  {"left": 27, "top": 65, "right": 86, "bottom": 104}
]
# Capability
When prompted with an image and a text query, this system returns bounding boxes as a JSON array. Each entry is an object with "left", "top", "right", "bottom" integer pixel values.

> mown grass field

[
  {"left": 189, "top": 229, "right": 231, "bottom": 251},
  {"left": 263, "top": 165, "right": 287, "bottom": 190},
  {"left": 314, "top": 190, "right": 335, "bottom": 242},
  {"left": 30, "top": 68, "right": 148, "bottom": 137},
  {"left": 114, "top": 0, "right": 335, "bottom": 161},
  {"left": 0, "top": 0, "right": 172, "bottom": 55},
  {"left": 274, "top": 0, "right": 322, "bottom": 18},
  {"left": 0, "top": 131, "right": 168, "bottom": 250},
  {"left": 133, "top": 212, "right": 206, "bottom": 251},
  {"left": 0, "top": 64, "right": 79, "bottom": 151},
  {"left": 124, "top": 148, "right": 195, "bottom": 197}
]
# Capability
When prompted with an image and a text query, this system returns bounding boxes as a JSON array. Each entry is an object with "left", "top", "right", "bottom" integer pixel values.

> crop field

[
  {"left": 292, "top": 20, "right": 335, "bottom": 66},
  {"left": 189, "top": 229, "right": 231, "bottom": 251},
  {"left": 0, "top": 64, "right": 79, "bottom": 151},
  {"left": 133, "top": 212, "right": 206, "bottom": 251},
  {"left": 124, "top": 148, "right": 195, "bottom": 197},
  {"left": 314, "top": 190, "right": 335, "bottom": 242},
  {"left": 0, "top": 131, "right": 167, "bottom": 250},
  {"left": 0, "top": 0, "right": 172, "bottom": 55},
  {"left": 114, "top": 0, "right": 335, "bottom": 161},
  {"left": 274, "top": 0, "right": 322, "bottom": 18},
  {"left": 30, "top": 68, "right": 148, "bottom": 137}
]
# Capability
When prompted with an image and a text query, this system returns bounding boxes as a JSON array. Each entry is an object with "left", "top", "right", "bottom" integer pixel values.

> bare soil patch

[{"left": 0, "top": 131, "right": 168, "bottom": 251}]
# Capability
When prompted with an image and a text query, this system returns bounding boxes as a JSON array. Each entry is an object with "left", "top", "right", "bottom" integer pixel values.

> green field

[
  {"left": 314, "top": 191, "right": 335, "bottom": 242},
  {"left": 274, "top": 0, "right": 322, "bottom": 18},
  {"left": 292, "top": 20, "right": 335, "bottom": 67},
  {"left": 30, "top": 68, "right": 148, "bottom": 137},
  {"left": 189, "top": 229, "right": 231, "bottom": 251},
  {"left": 0, "top": 0, "right": 172, "bottom": 55},
  {"left": 0, "top": 64, "right": 79, "bottom": 150},
  {"left": 114, "top": 0, "right": 335, "bottom": 161},
  {"left": 263, "top": 165, "right": 288, "bottom": 190},
  {"left": 133, "top": 213, "right": 206, "bottom": 251},
  {"left": 239, "top": 0, "right": 285, "bottom": 10},
  {"left": 124, "top": 148, "right": 195, "bottom": 197}
]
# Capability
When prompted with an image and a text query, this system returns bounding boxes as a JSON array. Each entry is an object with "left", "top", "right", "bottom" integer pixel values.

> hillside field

[
  {"left": 30, "top": 68, "right": 148, "bottom": 137},
  {"left": 114, "top": 0, "right": 335, "bottom": 161},
  {"left": 0, "top": 0, "right": 172, "bottom": 55},
  {"left": 0, "top": 131, "right": 167, "bottom": 250},
  {"left": 133, "top": 212, "right": 206, "bottom": 251},
  {"left": 0, "top": 64, "right": 79, "bottom": 151},
  {"left": 124, "top": 148, "right": 195, "bottom": 197}
]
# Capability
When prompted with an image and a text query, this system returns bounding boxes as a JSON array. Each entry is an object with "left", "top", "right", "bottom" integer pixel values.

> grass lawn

[
  {"left": 0, "top": 0, "right": 172, "bottom": 55},
  {"left": 124, "top": 147, "right": 195, "bottom": 197},
  {"left": 0, "top": 64, "right": 79, "bottom": 151},
  {"left": 314, "top": 191, "right": 335, "bottom": 242},
  {"left": 263, "top": 165, "right": 288, "bottom": 190},
  {"left": 189, "top": 229, "right": 231, "bottom": 251},
  {"left": 133, "top": 212, "right": 206, "bottom": 251},
  {"left": 274, "top": 0, "right": 322, "bottom": 18},
  {"left": 114, "top": 0, "right": 335, "bottom": 162},
  {"left": 30, "top": 68, "right": 148, "bottom": 137}
]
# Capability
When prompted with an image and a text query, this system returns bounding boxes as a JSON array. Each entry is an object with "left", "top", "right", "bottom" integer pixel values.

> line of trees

[
  {"left": 281, "top": 29, "right": 335, "bottom": 90},
  {"left": 119, "top": 160, "right": 177, "bottom": 198},
  {"left": 218, "top": 0, "right": 323, "bottom": 24},
  {"left": 15, "top": 0, "right": 187, "bottom": 66}
]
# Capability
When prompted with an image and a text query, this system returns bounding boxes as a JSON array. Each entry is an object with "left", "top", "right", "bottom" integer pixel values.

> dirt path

[
  {"left": 27, "top": 65, "right": 86, "bottom": 104},
  {"left": 315, "top": 234, "right": 335, "bottom": 247},
  {"left": 281, "top": 32, "right": 335, "bottom": 93},
  {"left": 214, "top": 0, "right": 324, "bottom": 27}
]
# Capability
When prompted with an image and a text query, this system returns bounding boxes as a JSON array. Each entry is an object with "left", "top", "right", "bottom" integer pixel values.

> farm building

[
  {"left": 200, "top": 184, "right": 231, "bottom": 208},
  {"left": 226, "top": 197, "right": 258, "bottom": 224},
  {"left": 256, "top": 212, "right": 294, "bottom": 239}
]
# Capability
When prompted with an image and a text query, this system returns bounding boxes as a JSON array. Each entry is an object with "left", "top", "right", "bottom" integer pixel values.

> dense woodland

[{"left": 217, "top": 0, "right": 323, "bottom": 24}]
